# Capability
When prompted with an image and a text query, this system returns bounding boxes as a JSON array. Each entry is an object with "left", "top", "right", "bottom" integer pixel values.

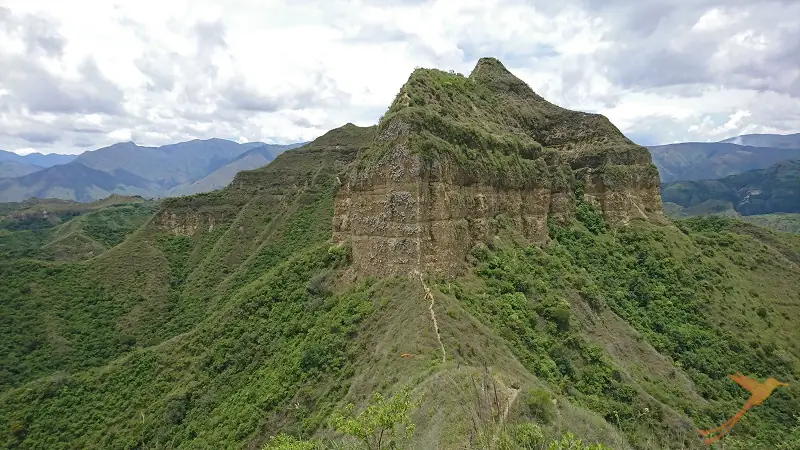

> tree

[
  {"left": 329, "top": 390, "right": 417, "bottom": 450},
  {"left": 262, "top": 433, "right": 318, "bottom": 450}
]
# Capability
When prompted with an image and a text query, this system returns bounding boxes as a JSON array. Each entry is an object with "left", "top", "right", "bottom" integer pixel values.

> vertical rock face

[{"left": 334, "top": 58, "right": 663, "bottom": 277}]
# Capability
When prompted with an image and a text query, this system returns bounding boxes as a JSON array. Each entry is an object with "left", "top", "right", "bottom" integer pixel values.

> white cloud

[
  {"left": 0, "top": 0, "right": 798, "bottom": 154},
  {"left": 108, "top": 129, "right": 132, "bottom": 142},
  {"left": 692, "top": 8, "right": 747, "bottom": 32}
]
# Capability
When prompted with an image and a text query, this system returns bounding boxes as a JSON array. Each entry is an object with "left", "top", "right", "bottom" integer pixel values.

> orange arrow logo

[{"left": 697, "top": 372, "right": 788, "bottom": 445}]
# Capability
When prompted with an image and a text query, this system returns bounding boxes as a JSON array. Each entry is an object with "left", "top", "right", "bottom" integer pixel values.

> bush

[
  {"left": 547, "top": 432, "right": 612, "bottom": 450},
  {"left": 262, "top": 433, "right": 318, "bottom": 450},
  {"left": 545, "top": 301, "right": 571, "bottom": 333},
  {"left": 329, "top": 390, "right": 417, "bottom": 450},
  {"left": 326, "top": 243, "right": 352, "bottom": 268},
  {"left": 307, "top": 270, "right": 332, "bottom": 297},
  {"left": 575, "top": 202, "right": 605, "bottom": 234},
  {"left": 514, "top": 422, "right": 545, "bottom": 449},
  {"left": 526, "top": 388, "right": 555, "bottom": 424},
  {"left": 164, "top": 394, "right": 190, "bottom": 425}
]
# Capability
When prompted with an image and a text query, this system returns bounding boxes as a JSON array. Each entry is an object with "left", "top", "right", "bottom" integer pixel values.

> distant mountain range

[
  {"left": 4, "top": 131, "right": 799, "bottom": 203},
  {"left": 0, "top": 160, "right": 44, "bottom": 178},
  {"left": 662, "top": 159, "right": 800, "bottom": 216},
  {"left": 0, "top": 139, "right": 304, "bottom": 202},
  {"left": 720, "top": 132, "right": 800, "bottom": 149},
  {"left": 0, "top": 149, "right": 76, "bottom": 168},
  {"left": 648, "top": 138, "right": 800, "bottom": 183}
]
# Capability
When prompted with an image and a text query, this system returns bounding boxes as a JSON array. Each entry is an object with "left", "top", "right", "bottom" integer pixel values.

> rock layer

[{"left": 334, "top": 58, "right": 663, "bottom": 276}]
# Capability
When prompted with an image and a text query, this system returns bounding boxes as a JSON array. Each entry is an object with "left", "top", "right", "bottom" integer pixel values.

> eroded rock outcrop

[{"left": 334, "top": 58, "right": 663, "bottom": 276}]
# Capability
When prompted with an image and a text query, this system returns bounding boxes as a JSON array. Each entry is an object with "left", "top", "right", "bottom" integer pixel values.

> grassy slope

[{"left": 468, "top": 214, "right": 800, "bottom": 448}]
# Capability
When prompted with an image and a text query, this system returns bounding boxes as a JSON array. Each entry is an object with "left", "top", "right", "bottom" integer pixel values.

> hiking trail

[{"left": 411, "top": 269, "right": 446, "bottom": 363}]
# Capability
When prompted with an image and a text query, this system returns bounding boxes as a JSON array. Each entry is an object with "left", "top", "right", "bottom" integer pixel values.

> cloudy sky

[{"left": 1, "top": 0, "right": 799, "bottom": 155}]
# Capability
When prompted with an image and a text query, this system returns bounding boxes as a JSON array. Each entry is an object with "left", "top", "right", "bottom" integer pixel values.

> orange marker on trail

[
  {"left": 400, "top": 353, "right": 413, "bottom": 358},
  {"left": 697, "top": 372, "right": 788, "bottom": 445}
]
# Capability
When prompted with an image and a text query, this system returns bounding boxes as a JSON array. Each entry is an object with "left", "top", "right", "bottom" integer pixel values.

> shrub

[
  {"left": 262, "top": 433, "right": 318, "bottom": 450},
  {"left": 526, "top": 388, "right": 555, "bottom": 424},
  {"left": 575, "top": 202, "right": 605, "bottom": 235},
  {"left": 514, "top": 422, "right": 545, "bottom": 448},
  {"left": 326, "top": 243, "right": 352, "bottom": 268},
  {"left": 329, "top": 390, "right": 417, "bottom": 450},
  {"left": 307, "top": 270, "right": 332, "bottom": 297},
  {"left": 164, "top": 394, "right": 190, "bottom": 425},
  {"left": 547, "top": 432, "right": 612, "bottom": 450}
]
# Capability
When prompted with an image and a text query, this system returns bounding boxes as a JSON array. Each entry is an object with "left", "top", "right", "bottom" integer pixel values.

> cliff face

[{"left": 334, "top": 58, "right": 663, "bottom": 276}]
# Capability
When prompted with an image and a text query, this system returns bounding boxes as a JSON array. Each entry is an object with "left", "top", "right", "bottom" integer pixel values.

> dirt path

[
  {"left": 411, "top": 269, "right": 446, "bottom": 364},
  {"left": 504, "top": 386, "right": 519, "bottom": 421}
]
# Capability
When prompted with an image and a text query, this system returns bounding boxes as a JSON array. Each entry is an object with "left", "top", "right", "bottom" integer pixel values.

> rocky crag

[{"left": 334, "top": 58, "right": 662, "bottom": 276}]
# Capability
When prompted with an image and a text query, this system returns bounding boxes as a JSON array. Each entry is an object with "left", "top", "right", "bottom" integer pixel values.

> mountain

[
  {"left": 334, "top": 57, "right": 663, "bottom": 276},
  {"left": 166, "top": 143, "right": 305, "bottom": 196},
  {"left": 74, "top": 139, "right": 273, "bottom": 187},
  {"left": 662, "top": 160, "right": 800, "bottom": 216},
  {"left": 648, "top": 141, "right": 800, "bottom": 182},
  {"left": 0, "top": 139, "right": 302, "bottom": 202},
  {"left": 0, "top": 162, "right": 158, "bottom": 202},
  {"left": 0, "top": 160, "right": 42, "bottom": 178},
  {"left": 0, "top": 195, "right": 156, "bottom": 260},
  {"left": 720, "top": 132, "right": 800, "bottom": 149},
  {"left": 0, "top": 149, "right": 75, "bottom": 168},
  {"left": 0, "top": 194, "right": 148, "bottom": 231},
  {"left": 2, "top": 59, "right": 800, "bottom": 450}
]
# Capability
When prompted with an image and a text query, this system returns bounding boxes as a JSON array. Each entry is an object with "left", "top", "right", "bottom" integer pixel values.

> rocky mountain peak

[
  {"left": 334, "top": 58, "right": 664, "bottom": 276},
  {"left": 468, "top": 57, "right": 543, "bottom": 100}
]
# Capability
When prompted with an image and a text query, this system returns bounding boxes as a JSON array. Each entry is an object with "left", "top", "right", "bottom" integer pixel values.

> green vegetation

[
  {"left": 1, "top": 60, "right": 799, "bottom": 450},
  {"left": 741, "top": 213, "right": 800, "bottom": 234},
  {"left": 358, "top": 58, "right": 652, "bottom": 195},
  {"left": 662, "top": 160, "right": 800, "bottom": 216},
  {"left": 328, "top": 390, "right": 416, "bottom": 450},
  {"left": 0, "top": 201, "right": 157, "bottom": 260},
  {"left": 649, "top": 142, "right": 800, "bottom": 183},
  {"left": 442, "top": 207, "right": 800, "bottom": 447},
  {"left": 0, "top": 124, "right": 377, "bottom": 449}
]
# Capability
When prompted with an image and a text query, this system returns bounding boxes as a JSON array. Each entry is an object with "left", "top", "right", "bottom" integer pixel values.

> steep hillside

[
  {"left": 721, "top": 133, "right": 800, "bottom": 149},
  {"left": 0, "top": 123, "right": 377, "bottom": 448},
  {"left": 648, "top": 142, "right": 800, "bottom": 182},
  {"left": 1, "top": 60, "right": 799, "bottom": 450},
  {"left": 662, "top": 160, "right": 800, "bottom": 216}
]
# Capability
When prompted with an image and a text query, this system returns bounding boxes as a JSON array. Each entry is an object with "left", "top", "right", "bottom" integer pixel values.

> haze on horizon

[{"left": 1, "top": 0, "right": 799, "bottom": 155}]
